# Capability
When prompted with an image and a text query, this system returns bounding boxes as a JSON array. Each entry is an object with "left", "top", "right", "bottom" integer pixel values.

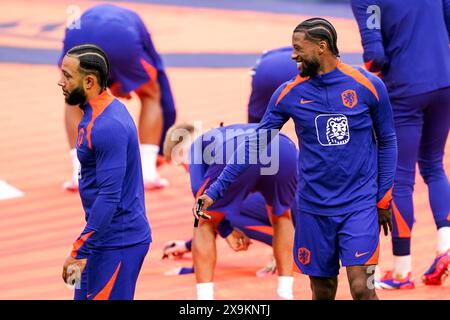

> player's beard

[
  {"left": 299, "top": 57, "right": 320, "bottom": 78},
  {"left": 65, "top": 85, "right": 87, "bottom": 106}
]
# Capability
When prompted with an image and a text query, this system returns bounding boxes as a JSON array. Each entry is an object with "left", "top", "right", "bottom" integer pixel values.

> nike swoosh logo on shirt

[
  {"left": 300, "top": 98, "right": 315, "bottom": 104},
  {"left": 355, "top": 251, "right": 370, "bottom": 258}
]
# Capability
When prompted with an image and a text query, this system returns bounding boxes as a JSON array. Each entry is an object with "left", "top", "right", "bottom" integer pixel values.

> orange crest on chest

[{"left": 341, "top": 89, "right": 358, "bottom": 108}]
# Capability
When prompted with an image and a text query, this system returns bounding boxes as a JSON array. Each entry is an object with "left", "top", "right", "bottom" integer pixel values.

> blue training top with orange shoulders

[
  {"left": 71, "top": 91, "right": 151, "bottom": 259},
  {"left": 206, "top": 61, "right": 397, "bottom": 216}
]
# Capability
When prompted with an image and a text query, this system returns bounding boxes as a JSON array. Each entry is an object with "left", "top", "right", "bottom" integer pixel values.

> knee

[
  {"left": 310, "top": 278, "right": 337, "bottom": 300},
  {"left": 418, "top": 158, "right": 446, "bottom": 183},
  {"left": 349, "top": 279, "right": 376, "bottom": 300},
  {"left": 393, "top": 174, "right": 415, "bottom": 195}
]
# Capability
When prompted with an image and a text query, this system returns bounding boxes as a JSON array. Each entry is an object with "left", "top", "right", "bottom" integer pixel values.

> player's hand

[
  {"left": 193, "top": 194, "right": 214, "bottom": 220},
  {"left": 225, "top": 228, "right": 252, "bottom": 252},
  {"left": 377, "top": 208, "right": 393, "bottom": 236},
  {"left": 62, "top": 256, "right": 86, "bottom": 285},
  {"left": 162, "top": 240, "right": 188, "bottom": 260}
]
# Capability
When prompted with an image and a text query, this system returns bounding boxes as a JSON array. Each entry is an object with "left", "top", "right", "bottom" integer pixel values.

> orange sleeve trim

[
  {"left": 392, "top": 201, "right": 412, "bottom": 237},
  {"left": 275, "top": 75, "right": 308, "bottom": 106},
  {"left": 71, "top": 231, "right": 95, "bottom": 258},
  {"left": 195, "top": 177, "right": 211, "bottom": 198},
  {"left": 86, "top": 91, "right": 114, "bottom": 149},
  {"left": 337, "top": 63, "right": 379, "bottom": 101},
  {"left": 93, "top": 261, "right": 122, "bottom": 300},
  {"left": 377, "top": 187, "right": 393, "bottom": 209},
  {"left": 364, "top": 242, "right": 380, "bottom": 265},
  {"left": 447, "top": 213, "right": 450, "bottom": 221},
  {"left": 140, "top": 58, "right": 158, "bottom": 82},
  {"left": 245, "top": 225, "right": 274, "bottom": 236}
]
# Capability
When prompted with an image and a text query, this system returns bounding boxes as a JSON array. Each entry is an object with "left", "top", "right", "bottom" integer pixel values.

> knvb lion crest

[
  {"left": 297, "top": 247, "right": 311, "bottom": 265},
  {"left": 315, "top": 114, "right": 350, "bottom": 146},
  {"left": 326, "top": 116, "right": 350, "bottom": 145},
  {"left": 341, "top": 89, "right": 358, "bottom": 108}
]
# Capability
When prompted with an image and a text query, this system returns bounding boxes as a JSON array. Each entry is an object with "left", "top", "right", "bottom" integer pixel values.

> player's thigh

[
  {"left": 108, "top": 243, "right": 150, "bottom": 300},
  {"left": 418, "top": 87, "right": 450, "bottom": 172},
  {"left": 86, "top": 244, "right": 149, "bottom": 300},
  {"left": 294, "top": 210, "right": 340, "bottom": 278},
  {"left": 338, "top": 207, "right": 379, "bottom": 268},
  {"left": 390, "top": 96, "right": 426, "bottom": 184}
]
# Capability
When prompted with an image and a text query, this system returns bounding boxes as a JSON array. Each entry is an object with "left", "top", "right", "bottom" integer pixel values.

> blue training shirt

[
  {"left": 71, "top": 91, "right": 151, "bottom": 259},
  {"left": 351, "top": 0, "right": 450, "bottom": 99},
  {"left": 206, "top": 61, "right": 397, "bottom": 216}
]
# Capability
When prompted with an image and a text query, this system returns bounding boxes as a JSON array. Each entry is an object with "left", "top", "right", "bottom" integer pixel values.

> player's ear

[
  {"left": 318, "top": 40, "right": 327, "bottom": 55},
  {"left": 84, "top": 74, "right": 96, "bottom": 90}
]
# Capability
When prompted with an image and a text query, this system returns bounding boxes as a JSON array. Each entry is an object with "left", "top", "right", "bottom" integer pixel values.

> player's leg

[
  {"left": 134, "top": 76, "right": 169, "bottom": 189},
  {"left": 294, "top": 210, "right": 340, "bottom": 300},
  {"left": 268, "top": 208, "right": 295, "bottom": 299},
  {"left": 387, "top": 95, "right": 426, "bottom": 285},
  {"left": 192, "top": 211, "right": 223, "bottom": 300},
  {"left": 63, "top": 104, "right": 83, "bottom": 191},
  {"left": 257, "top": 135, "right": 297, "bottom": 298},
  {"left": 309, "top": 276, "right": 338, "bottom": 300},
  {"left": 107, "top": 243, "right": 150, "bottom": 299},
  {"left": 346, "top": 266, "right": 378, "bottom": 300},
  {"left": 339, "top": 207, "right": 380, "bottom": 299},
  {"left": 418, "top": 87, "right": 450, "bottom": 285},
  {"left": 85, "top": 244, "right": 149, "bottom": 300}
]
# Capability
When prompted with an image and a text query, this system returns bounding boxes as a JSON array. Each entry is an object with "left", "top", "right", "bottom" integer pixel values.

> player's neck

[
  {"left": 318, "top": 56, "right": 339, "bottom": 75},
  {"left": 85, "top": 87, "right": 104, "bottom": 105}
]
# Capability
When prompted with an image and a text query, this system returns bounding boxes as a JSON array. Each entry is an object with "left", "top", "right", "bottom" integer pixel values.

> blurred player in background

[
  {"left": 59, "top": 4, "right": 176, "bottom": 191},
  {"left": 248, "top": 47, "right": 299, "bottom": 123},
  {"left": 196, "top": 18, "right": 397, "bottom": 300},
  {"left": 164, "top": 123, "right": 297, "bottom": 300},
  {"left": 352, "top": 0, "right": 450, "bottom": 289},
  {"left": 59, "top": 44, "right": 151, "bottom": 300},
  {"left": 163, "top": 47, "right": 299, "bottom": 277}
]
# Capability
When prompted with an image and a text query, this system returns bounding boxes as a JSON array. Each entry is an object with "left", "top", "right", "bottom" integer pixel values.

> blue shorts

[
  {"left": 74, "top": 243, "right": 149, "bottom": 300},
  {"left": 294, "top": 207, "right": 379, "bottom": 277},
  {"left": 229, "top": 192, "right": 273, "bottom": 246}
]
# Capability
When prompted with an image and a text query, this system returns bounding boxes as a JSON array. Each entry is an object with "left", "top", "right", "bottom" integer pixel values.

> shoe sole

[{"left": 423, "top": 256, "right": 450, "bottom": 286}]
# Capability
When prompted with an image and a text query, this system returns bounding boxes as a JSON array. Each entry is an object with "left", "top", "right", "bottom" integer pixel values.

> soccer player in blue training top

[
  {"left": 59, "top": 44, "right": 151, "bottom": 300},
  {"left": 60, "top": 4, "right": 176, "bottom": 191},
  {"left": 352, "top": 0, "right": 450, "bottom": 289},
  {"left": 195, "top": 18, "right": 398, "bottom": 300},
  {"left": 164, "top": 123, "right": 298, "bottom": 300}
]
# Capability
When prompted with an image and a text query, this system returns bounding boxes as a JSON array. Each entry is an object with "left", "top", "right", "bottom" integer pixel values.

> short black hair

[
  {"left": 66, "top": 44, "right": 110, "bottom": 89},
  {"left": 294, "top": 18, "right": 339, "bottom": 56}
]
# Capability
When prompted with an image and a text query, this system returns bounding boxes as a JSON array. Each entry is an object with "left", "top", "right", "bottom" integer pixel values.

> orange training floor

[{"left": 0, "top": 0, "right": 449, "bottom": 300}]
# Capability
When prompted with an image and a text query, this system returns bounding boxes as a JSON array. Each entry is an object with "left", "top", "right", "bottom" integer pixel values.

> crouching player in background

[{"left": 164, "top": 123, "right": 298, "bottom": 299}]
